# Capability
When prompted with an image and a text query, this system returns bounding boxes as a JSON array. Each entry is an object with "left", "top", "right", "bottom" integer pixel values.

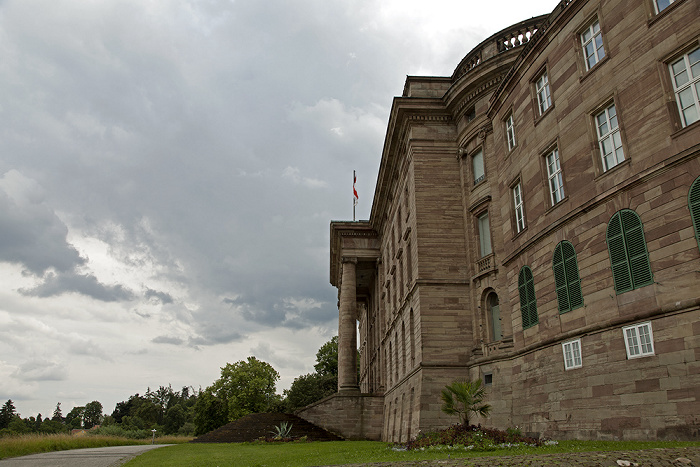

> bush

[{"left": 404, "top": 424, "right": 541, "bottom": 451}]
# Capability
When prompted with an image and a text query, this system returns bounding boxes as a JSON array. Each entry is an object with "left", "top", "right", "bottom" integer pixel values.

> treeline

[{"left": 0, "top": 336, "right": 345, "bottom": 438}]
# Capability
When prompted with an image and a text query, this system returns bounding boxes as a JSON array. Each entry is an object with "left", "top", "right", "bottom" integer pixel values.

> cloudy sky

[{"left": 0, "top": 0, "right": 556, "bottom": 418}]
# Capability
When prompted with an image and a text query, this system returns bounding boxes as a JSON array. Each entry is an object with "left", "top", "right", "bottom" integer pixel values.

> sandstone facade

[{"left": 306, "top": 0, "right": 700, "bottom": 441}]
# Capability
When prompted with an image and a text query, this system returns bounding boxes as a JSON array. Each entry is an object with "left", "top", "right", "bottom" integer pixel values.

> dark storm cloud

[
  {"left": 145, "top": 288, "right": 174, "bottom": 305},
  {"left": 20, "top": 271, "right": 135, "bottom": 302},
  {"left": 0, "top": 170, "right": 85, "bottom": 274}
]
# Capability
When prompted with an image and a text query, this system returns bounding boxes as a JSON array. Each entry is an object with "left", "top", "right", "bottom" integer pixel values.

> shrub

[{"left": 404, "top": 424, "right": 541, "bottom": 451}]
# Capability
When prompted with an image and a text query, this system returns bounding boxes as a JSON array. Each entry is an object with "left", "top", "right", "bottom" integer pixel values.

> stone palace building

[{"left": 298, "top": 0, "right": 700, "bottom": 441}]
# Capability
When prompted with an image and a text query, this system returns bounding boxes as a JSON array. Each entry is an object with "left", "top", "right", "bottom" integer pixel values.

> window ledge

[
  {"left": 534, "top": 104, "right": 555, "bottom": 127},
  {"left": 594, "top": 157, "right": 631, "bottom": 181},
  {"left": 647, "top": 0, "right": 686, "bottom": 27},
  {"left": 670, "top": 119, "right": 700, "bottom": 140},
  {"left": 544, "top": 196, "right": 569, "bottom": 216},
  {"left": 579, "top": 55, "right": 610, "bottom": 84}
]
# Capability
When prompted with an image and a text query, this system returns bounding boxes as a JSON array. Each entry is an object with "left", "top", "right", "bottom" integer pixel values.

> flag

[{"left": 353, "top": 172, "right": 358, "bottom": 206}]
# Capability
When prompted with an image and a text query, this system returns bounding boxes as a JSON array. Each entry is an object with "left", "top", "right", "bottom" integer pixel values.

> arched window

[
  {"left": 689, "top": 176, "right": 700, "bottom": 252},
  {"left": 486, "top": 292, "right": 502, "bottom": 341},
  {"left": 606, "top": 209, "right": 653, "bottom": 294},
  {"left": 518, "top": 266, "right": 538, "bottom": 329},
  {"left": 552, "top": 241, "right": 583, "bottom": 313}
]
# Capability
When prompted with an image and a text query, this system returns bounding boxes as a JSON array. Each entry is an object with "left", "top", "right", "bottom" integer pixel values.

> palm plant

[{"left": 440, "top": 379, "right": 492, "bottom": 426}]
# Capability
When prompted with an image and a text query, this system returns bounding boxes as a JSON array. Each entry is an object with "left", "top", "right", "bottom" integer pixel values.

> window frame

[
  {"left": 606, "top": 209, "right": 654, "bottom": 294},
  {"left": 622, "top": 322, "right": 655, "bottom": 359},
  {"left": 654, "top": 0, "right": 677, "bottom": 14},
  {"left": 596, "top": 102, "right": 625, "bottom": 171},
  {"left": 545, "top": 147, "right": 565, "bottom": 206},
  {"left": 562, "top": 339, "right": 582, "bottom": 370},
  {"left": 581, "top": 18, "right": 606, "bottom": 71},
  {"left": 471, "top": 148, "right": 485, "bottom": 186},
  {"left": 505, "top": 113, "right": 516, "bottom": 151},
  {"left": 518, "top": 266, "right": 538, "bottom": 329},
  {"left": 512, "top": 181, "right": 526, "bottom": 234},
  {"left": 552, "top": 241, "right": 584, "bottom": 313},
  {"left": 535, "top": 70, "right": 552, "bottom": 116},
  {"left": 477, "top": 211, "right": 492, "bottom": 258},
  {"left": 669, "top": 46, "right": 700, "bottom": 128}
]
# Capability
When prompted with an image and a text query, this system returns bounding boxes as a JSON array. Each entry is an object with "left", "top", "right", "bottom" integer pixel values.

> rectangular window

[
  {"left": 546, "top": 147, "right": 565, "bottom": 205},
  {"left": 562, "top": 339, "right": 582, "bottom": 370},
  {"left": 581, "top": 19, "right": 605, "bottom": 70},
  {"left": 655, "top": 0, "right": 676, "bottom": 13},
  {"left": 670, "top": 47, "right": 700, "bottom": 127},
  {"left": 536, "top": 71, "right": 552, "bottom": 115},
  {"left": 506, "top": 114, "right": 516, "bottom": 150},
  {"left": 596, "top": 103, "right": 625, "bottom": 171},
  {"left": 478, "top": 212, "right": 492, "bottom": 257},
  {"left": 472, "top": 149, "right": 485, "bottom": 185},
  {"left": 513, "top": 183, "right": 526, "bottom": 233},
  {"left": 623, "top": 322, "right": 655, "bottom": 359}
]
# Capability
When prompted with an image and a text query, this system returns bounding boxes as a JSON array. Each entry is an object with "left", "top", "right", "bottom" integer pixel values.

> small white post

[{"left": 151, "top": 428, "right": 157, "bottom": 444}]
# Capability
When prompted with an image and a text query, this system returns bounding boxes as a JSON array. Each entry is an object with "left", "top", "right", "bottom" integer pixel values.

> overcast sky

[{"left": 0, "top": 0, "right": 556, "bottom": 418}]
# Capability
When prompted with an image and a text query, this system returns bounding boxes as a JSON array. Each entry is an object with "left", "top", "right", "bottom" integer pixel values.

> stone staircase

[{"left": 190, "top": 412, "right": 343, "bottom": 443}]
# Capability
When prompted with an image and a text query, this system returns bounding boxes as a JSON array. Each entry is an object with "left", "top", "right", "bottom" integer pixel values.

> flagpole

[{"left": 353, "top": 170, "right": 356, "bottom": 222}]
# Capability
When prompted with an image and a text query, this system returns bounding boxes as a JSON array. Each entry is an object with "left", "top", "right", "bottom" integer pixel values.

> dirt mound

[{"left": 190, "top": 412, "right": 344, "bottom": 443}]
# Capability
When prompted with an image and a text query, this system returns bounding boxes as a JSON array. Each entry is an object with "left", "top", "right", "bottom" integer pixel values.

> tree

[
  {"left": 0, "top": 400, "right": 17, "bottom": 429},
  {"left": 83, "top": 401, "right": 103, "bottom": 429},
  {"left": 283, "top": 372, "right": 337, "bottom": 411},
  {"left": 194, "top": 356, "right": 279, "bottom": 435},
  {"left": 440, "top": 380, "right": 492, "bottom": 426},
  {"left": 65, "top": 406, "right": 85, "bottom": 429},
  {"left": 52, "top": 402, "right": 64, "bottom": 423},
  {"left": 193, "top": 391, "right": 227, "bottom": 436},
  {"left": 314, "top": 336, "right": 339, "bottom": 376}
]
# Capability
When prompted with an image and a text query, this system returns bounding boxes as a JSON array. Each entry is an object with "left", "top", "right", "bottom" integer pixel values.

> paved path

[{"left": 0, "top": 444, "right": 172, "bottom": 467}]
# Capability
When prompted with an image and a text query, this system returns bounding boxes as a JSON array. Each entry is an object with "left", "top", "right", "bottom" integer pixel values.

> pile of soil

[{"left": 190, "top": 412, "right": 343, "bottom": 443}]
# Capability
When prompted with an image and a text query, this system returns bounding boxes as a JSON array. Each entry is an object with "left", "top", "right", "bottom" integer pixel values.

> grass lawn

[{"left": 123, "top": 440, "right": 700, "bottom": 467}]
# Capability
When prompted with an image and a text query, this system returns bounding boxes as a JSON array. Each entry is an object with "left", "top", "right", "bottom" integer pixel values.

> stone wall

[{"left": 296, "top": 393, "right": 384, "bottom": 441}]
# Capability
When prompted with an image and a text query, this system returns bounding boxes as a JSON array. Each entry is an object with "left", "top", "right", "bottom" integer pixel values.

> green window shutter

[
  {"left": 607, "top": 212, "right": 633, "bottom": 293},
  {"left": 553, "top": 241, "right": 583, "bottom": 313},
  {"left": 621, "top": 210, "right": 653, "bottom": 288},
  {"left": 552, "top": 243, "right": 569, "bottom": 312},
  {"left": 563, "top": 241, "right": 584, "bottom": 310},
  {"left": 519, "top": 266, "right": 538, "bottom": 328},
  {"left": 689, "top": 177, "right": 700, "bottom": 252},
  {"left": 607, "top": 209, "right": 653, "bottom": 294}
]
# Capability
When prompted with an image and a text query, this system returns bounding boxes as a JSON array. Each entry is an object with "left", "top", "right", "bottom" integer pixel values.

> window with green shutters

[
  {"left": 518, "top": 266, "right": 538, "bottom": 329},
  {"left": 689, "top": 176, "right": 700, "bottom": 252},
  {"left": 606, "top": 209, "right": 653, "bottom": 294},
  {"left": 552, "top": 241, "right": 583, "bottom": 313}
]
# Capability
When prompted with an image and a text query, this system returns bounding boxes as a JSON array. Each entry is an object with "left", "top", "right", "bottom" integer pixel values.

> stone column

[{"left": 338, "top": 257, "right": 359, "bottom": 392}]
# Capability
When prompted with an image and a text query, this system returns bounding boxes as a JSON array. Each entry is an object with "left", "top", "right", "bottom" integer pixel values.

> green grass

[
  {"left": 123, "top": 440, "right": 700, "bottom": 467},
  {"left": 0, "top": 433, "right": 192, "bottom": 460}
]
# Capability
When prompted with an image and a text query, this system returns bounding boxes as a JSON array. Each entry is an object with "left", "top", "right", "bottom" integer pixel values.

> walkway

[{"left": 0, "top": 444, "right": 171, "bottom": 467}]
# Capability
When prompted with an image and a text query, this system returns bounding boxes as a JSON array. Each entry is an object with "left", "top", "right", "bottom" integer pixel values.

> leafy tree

[
  {"left": 163, "top": 404, "right": 187, "bottom": 435},
  {"left": 0, "top": 400, "right": 17, "bottom": 429},
  {"left": 65, "top": 406, "right": 85, "bottom": 429},
  {"left": 440, "top": 380, "right": 492, "bottom": 426},
  {"left": 212, "top": 356, "right": 280, "bottom": 421},
  {"left": 7, "top": 416, "right": 30, "bottom": 434},
  {"left": 283, "top": 372, "right": 337, "bottom": 411},
  {"left": 193, "top": 391, "right": 227, "bottom": 435},
  {"left": 194, "top": 357, "right": 279, "bottom": 435},
  {"left": 40, "top": 419, "right": 68, "bottom": 434},
  {"left": 314, "top": 336, "right": 339, "bottom": 376},
  {"left": 83, "top": 401, "right": 103, "bottom": 429},
  {"left": 52, "top": 402, "right": 64, "bottom": 423}
]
